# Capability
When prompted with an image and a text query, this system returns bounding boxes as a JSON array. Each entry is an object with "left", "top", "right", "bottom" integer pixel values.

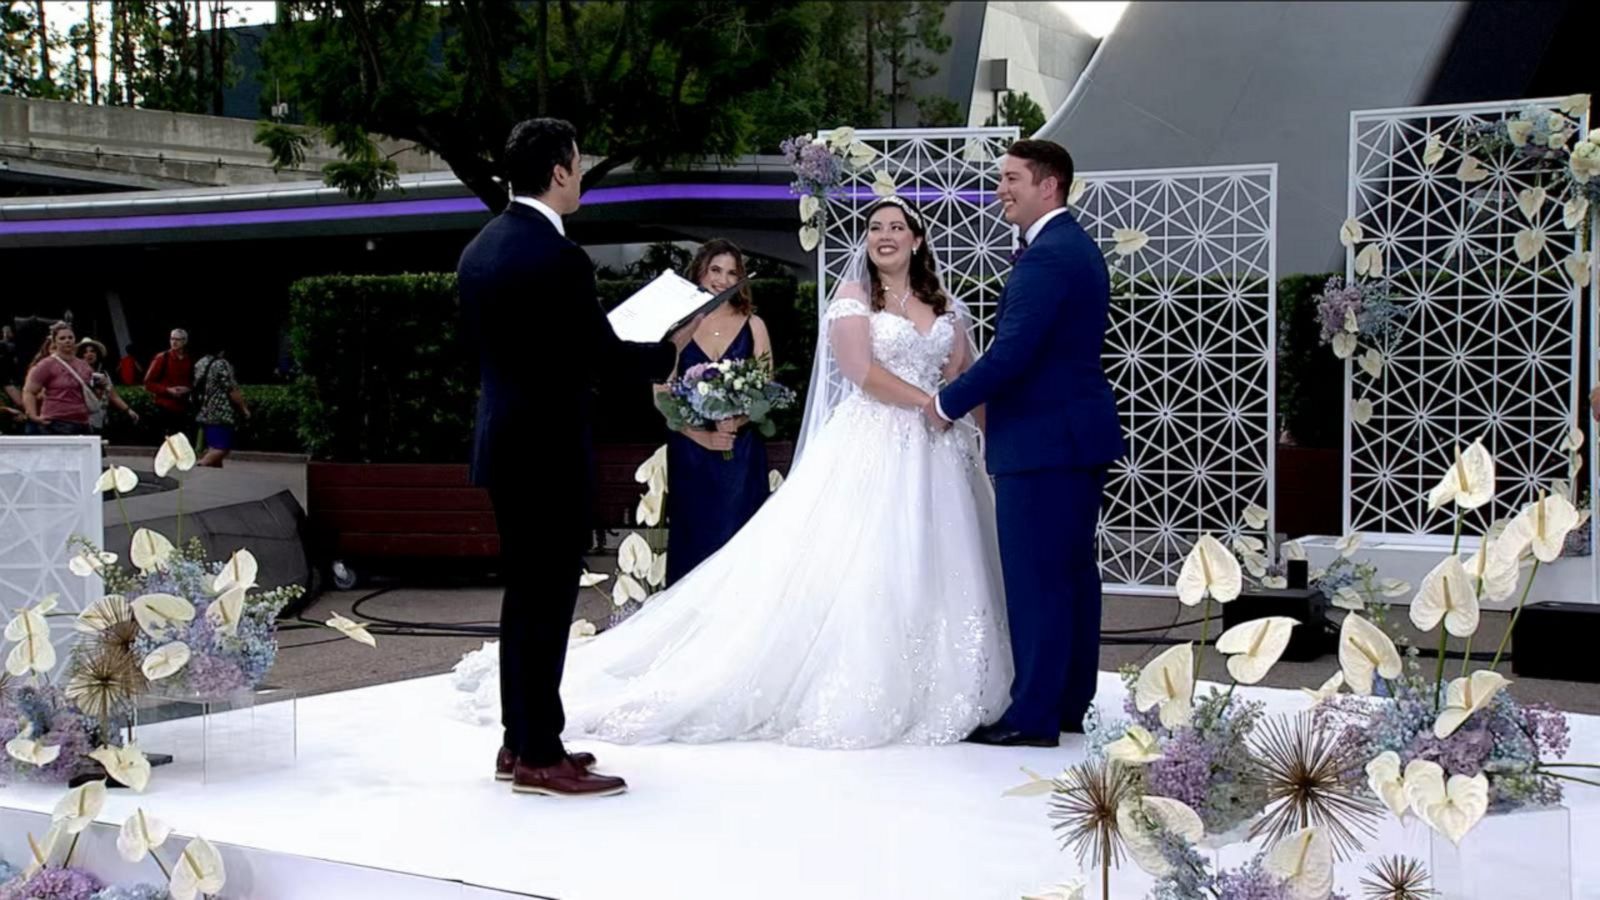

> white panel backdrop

[
  {"left": 0, "top": 436, "right": 104, "bottom": 672},
  {"left": 813, "top": 128, "right": 1277, "bottom": 590},
  {"left": 1344, "top": 99, "right": 1595, "bottom": 544}
]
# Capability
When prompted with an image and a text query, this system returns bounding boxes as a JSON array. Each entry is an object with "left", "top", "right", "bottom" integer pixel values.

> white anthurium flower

[
  {"left": 1119, "top": 796, "right": 1205, "bottom": 877},
  {"left": 1366, "top": 751, "right": 1410, "bottom": 818},
  {"left": 1242, "top": 552, "right": 1269, "bottom": 579},
  {"left": 1464, "top": 540, "right": 1520, "bottom": 603},
  {"left": 1332, "top": 586, "right": 1365, "bottom": 611},
  {"left": 1498, "top": 491, "right": 1581, "bottom": 563},
  {"left": 1112, "top": 228, "right": 1149, "bottom": 256},
  {"left": 578, "top": 570, "right": 609, "bottom": 588},
  {"left": 612, "top": 574, "right": 647, "bottom": 608},
  {"left": 618, "top": 533, "right": 654, "bottom": 580},
  {"left": 1378, "top": 578, "right": 1411, "bottom": 598},
  {"left": 1434, "top": 670, "right": 1510, "bottom": 739},
  {"left": 1022, "top": 879, "right": 1086, "bottom": 900},
  {"left": 1426, "top": 440, "right": 1496, "bottom": 511},
  {"left": 1572, "top": 141, "right": 1600, "bottom": 182},
  {"left": 1335, "top": 533, "right": 1363, "bottom": 557},
  {"left": 1565, "top": 251, "right": 1592, "bottom": 288},
  {"left": 1359, "top": 348, "right": 1383, "bottom": 378},
  {"left": 1351, "top": 398, "right": 1374, "bottom": 426},
  {"left": 1339, "top": 218, "right": 1364, "bottom": 248},
  {"left": 5, "top": 594, "right": 59, "bottom": 677},
  {"left": 1135, "top": 643, "right": 1195, "bottom": 729},
  {"left": 1409, "top": 555, "right": 1480, "bottom": 638},
  {"left": 1354, "top": 243, "right": 1384, "bottom": 278},
  {"left": 74, "top": 595, "right": 129, "bottom": 635},
  {"left": 95, "top": 465, "right": 139, "bottom": 495},
  {"left": 1262, "top": 575, "right": 1288, "bottom": 589},
  {"left": 1421, "top": 134, "right": 1445, "bottom": 168},
  {"left": 647, "top": 552, "right": 668, "bottom": 589},
  {"left": 68, "top": 548, "right": 118, "bottom": 578},
  {"left": 636, "top": 488, "right": 664, "bottom": 527},
  {"left": 6, "top": 723, "right": 62, "bottom": 767},
  {"left": 1175, "top": 535, "right": 1242, "bottom": 606},
  {"left": 1242, "top": 504, "right": 1269, "bottom": 530},
  {"left": 1300, "top": 671, "right": 1344, "bottom": 706},
  {"left": 827, "top": 127, "right": 855, "bottom": 150},
  {"left": 634, "top": 445, "right": 667, "bottom": 489},
  {"left": 1339, "top": 613, "right": 1402, "bottom": 695},
  {"left": 1342, "top": 309, "right": 1359, "bottom": 334},
  {"left": 1216, "top": 616, "right": 1297, "bottom": 684},
  {"left": 129, "top": 528, "right": 176, "bottom": 574},
  {"left": 1001, "top": 765, "right": 1058, "bottom": 798},
  {"left": 568, "top": 619, "right": 597, "bottom": 643},
  {"left": 211, "top": 549, "right": 259, "bottom": 594},
  {"left": 799, "top": 224, "right": 820, "bottom": 252},
  {"left": 169, "top": 836, "right": 227, "bottom": 900},
  {"left": 1331, "top": 332, "right": 1358, "bottom": 360},
  {"left": 1516, "top": 186, "right": 1547, "bottom": 221},
  {"left": 118, "top": 808, "right": 173, "bottom": 864},
  {"left": 1404, "top": 760, "right": 1488, "bottom": 844},
  {"left": 1456, "top": 154, "right": 1490, "bottom": 182},
  {"left": 1233, "top": 535, "right": 1266, "bottom": 556},
  {"left": 205, "top": 586, "right": 247, "bottom": 637},
  {"left": 798, "top": 194, "right": 821, "bottom": 223},
  {"left": 326, "top": 613, "right": 376, "bottom": 647},
  {"left": 1264, "top": 827, "right": 1335, "bottom": 900},
  {"left": 142, "top": 642, "right": 192, "bottom": 680},
  {"left": 1104, "top": 724, "right": 1163, "bottom": 766},
  {"left": 1559, "top": 93, "right": 1590, "bottom": 115},
  {"left": 1067, "top": 176, "right": 1087, "bottom": 206},
  {"left": 89, "top": 742, "right": 151, "bottom": 792},
  {"left": 52, "top": 779, "right": 108, "bottom": 834},
  {"left": 1506, "top": 120, "right": 1534, "bottom": 148},
  {"left": 1309, "top": 567, "right": 1327, "bottom": 582},
  {"left": 871, "top": 169, "right": 897, "bottom": 198},
  {"left": 153, "top": 432, "right": 197, "bottom": 478},
  {"left": 1564, "top": 195, "right": 1590, "bottom": 229},
  {"left": 24, "top": 822, "right": 63, "bottom": 878},
  {"left": 1560, "top": 426, "right": 1584, "bottom": 453},
  {"left": 1282, "top": 540, "right": 1307, "bottom": 562},
  {"left": 131, "top": 592, "right": 196, "bottom": 638},
  {"left": 1514, "top": 227, "right": 1547, "bottom": 263},
  {"left": 769, "top": 469, "right": 784, "bottom": 492},
  {"left": 1547, "top": 126, "right": 1572, "bottom": 150},
  {"left": 847, "top": 141, "right": 877, "bottom": 169}
]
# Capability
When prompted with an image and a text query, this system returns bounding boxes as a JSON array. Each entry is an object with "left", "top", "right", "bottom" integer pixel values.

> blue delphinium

[{"left": 90, "top": 885, "right": 170, "bottom": 900}]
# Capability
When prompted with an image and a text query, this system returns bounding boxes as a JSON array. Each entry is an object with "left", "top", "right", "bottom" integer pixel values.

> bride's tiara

[{"left": 868, "top": 194, "right": 921, "bottom": 226}]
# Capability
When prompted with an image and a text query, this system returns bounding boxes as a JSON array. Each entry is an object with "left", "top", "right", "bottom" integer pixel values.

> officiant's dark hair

[
  {"left": 687, "top": 239, "right": 754, "bottom": 314},
  {"left": 505, "top": 117, "right": 578, "bottom": 196},
  {"left": 1007, "top": 139, "right": 1074, "bottom": 205},
  {"left": 863, "top": 198, "right": 950, "bottom": 317}
]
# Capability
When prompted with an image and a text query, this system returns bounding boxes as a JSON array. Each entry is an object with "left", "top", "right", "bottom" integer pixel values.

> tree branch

[{"left": 556, "top": 0, "right": 591, "bottom": 107}]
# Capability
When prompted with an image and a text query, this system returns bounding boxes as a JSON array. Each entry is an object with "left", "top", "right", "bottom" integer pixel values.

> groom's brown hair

[{"left": 1006, "top": 139, "right": 1074, "bottom": 205}]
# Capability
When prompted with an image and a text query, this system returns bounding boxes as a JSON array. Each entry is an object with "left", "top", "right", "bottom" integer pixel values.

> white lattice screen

[
  {"left": 1344, "top": 100, "right": 1594, "bottom": 541},
  {"left": 814, "top": 129, "right": 1277, "bottom": 590},
  {"left": 0, "top": 437, "right": 105, "bottom": 673}
]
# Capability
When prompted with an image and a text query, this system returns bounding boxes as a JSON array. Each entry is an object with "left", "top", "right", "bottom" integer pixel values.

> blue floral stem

[
  {"left": 1540, "top": 771, "right": 1600, "bottom": 790},
  {"left": 1540, "top": 763, "right": 1600, "bottom": 769},
  {"left": 149, "top": 847, "right": 172, "bottom": 881},
  {"left": 1490, "top": 558, "right": 1541, "bottom": 673}
]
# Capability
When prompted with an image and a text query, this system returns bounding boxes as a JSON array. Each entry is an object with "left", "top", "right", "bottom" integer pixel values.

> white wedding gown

[{"left": 454, "top": 297, "right": 1013, "bottom": 749}]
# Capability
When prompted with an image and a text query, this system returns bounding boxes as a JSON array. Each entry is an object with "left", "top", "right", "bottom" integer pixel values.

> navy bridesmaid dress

[{"left": 665, "top": 319, "right": 770, "bottom": 585}]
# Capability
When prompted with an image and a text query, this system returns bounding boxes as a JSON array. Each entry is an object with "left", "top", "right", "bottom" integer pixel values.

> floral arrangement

[
  {"left": 1312, "top": 276, "right": 1408, "bottom": 361},
  {"left": 782, "top": 127, "right": 897, "bottom": 251},
  {"left": 1462, "top": 98, "right": 1600, "bottom": 207},
  {"left": 0, "top": 683, "right": 96, "bottom": 784},
  {"left": 654, "top": 355, "right": 797, "bottom": 458}
]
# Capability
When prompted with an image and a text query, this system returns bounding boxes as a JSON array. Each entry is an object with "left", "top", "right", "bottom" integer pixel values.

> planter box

[{"left": 1274, "top": 444, "right": 1341, "bottom": 538}]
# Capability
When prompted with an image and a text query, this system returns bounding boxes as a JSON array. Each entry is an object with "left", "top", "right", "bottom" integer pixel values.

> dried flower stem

[{"left": 1491, "top": 559, "right": 1542, "bottom": 672}]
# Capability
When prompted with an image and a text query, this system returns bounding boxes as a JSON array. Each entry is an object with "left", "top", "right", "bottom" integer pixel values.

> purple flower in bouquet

[
  {"left": 781, "top": 135, "right": 844, "bottom": 197},
  {"left": 1146, "top": 727, "right": 1216, "bottom": 812},
  {"left": 0, "top": 686, "right": 95, "bottom": 784},
  {"left": 0, "top": 866, "right": 103, "bottom": 900}
]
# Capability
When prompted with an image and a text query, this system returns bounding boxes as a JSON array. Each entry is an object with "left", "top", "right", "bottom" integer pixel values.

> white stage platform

[{"left": 1, "top": 673, "right": 1597, "bottom": 899}]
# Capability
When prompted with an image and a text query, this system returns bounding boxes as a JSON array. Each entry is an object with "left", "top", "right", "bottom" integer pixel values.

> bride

[{"left": 462, "top": 196, "right": 1013, "bottom": 749}]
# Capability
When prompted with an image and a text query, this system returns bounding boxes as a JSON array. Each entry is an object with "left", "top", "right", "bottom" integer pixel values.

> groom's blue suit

[{"left": 939, "top": 208, "right": 1126, "bottom": 737}]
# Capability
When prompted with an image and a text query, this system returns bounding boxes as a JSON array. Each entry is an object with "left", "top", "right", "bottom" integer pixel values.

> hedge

[
  {"left": 1277, "top": 273, "right": 1343, "bottom": 448},
  {"left": 95, "top": 384, "right": 303, "bottom": 452}
]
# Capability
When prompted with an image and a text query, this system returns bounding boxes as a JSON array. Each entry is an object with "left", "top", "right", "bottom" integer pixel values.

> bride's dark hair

[{"left": 863, "top": 198, "right": 950, "bottom": 316}]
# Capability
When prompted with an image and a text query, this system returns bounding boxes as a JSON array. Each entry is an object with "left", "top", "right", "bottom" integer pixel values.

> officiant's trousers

[{"left": 490, "top": 483, "right": 586, "bottom": 767}]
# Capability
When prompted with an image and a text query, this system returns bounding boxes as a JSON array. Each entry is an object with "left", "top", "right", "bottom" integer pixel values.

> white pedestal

[
  {"left": 1430, "top": 804, "right": 1571, "bottom": 900},
  {"left": 133, "top": 684, "right": 298, "bottom": 784}
]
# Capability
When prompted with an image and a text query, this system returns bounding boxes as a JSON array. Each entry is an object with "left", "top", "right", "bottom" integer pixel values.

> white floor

[{"left": 1, "top": 672, "right": 1597, "bottom": 900}]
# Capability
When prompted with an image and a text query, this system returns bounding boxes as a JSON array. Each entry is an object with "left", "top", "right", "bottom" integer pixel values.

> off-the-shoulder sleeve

[{"left": 824, "top": 295, "right": 872, "bottom": 324}]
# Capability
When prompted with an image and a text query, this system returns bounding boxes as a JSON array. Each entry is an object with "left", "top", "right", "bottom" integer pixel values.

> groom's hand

[{"left": 922, "top": 396, "right": 952, "bottom": 431}]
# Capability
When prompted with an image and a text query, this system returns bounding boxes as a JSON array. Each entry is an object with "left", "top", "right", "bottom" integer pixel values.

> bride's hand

[
  {"left": 715, "top": 416, "right": 748, "bottom": 434},
  {"left": 687, "top": 428, "right": 736, "bottom": 453}
]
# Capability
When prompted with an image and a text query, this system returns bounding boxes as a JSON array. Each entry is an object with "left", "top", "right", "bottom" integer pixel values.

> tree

[
  {"left": 868, "top": 1, "right": 950, "bottom": 128},
  {"left": 255, "top": 1, "right": 817, "bottom": 210},
  {"left": 984, "top": 90, "right": 1047, "bottom": 138}
]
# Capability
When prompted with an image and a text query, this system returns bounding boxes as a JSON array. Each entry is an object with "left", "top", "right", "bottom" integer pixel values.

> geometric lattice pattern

[
  {"left": 0, "top": 437, "right": 105, "bottom": 677},
  {"left": 1077, "top": 164, "right": 1278, "bottom": 588},
  {"left": 815, "top": 128, "right": 1277, "bottom": 589},
  {"left": 1346, "top": 100, "right": 1592, "bottom": 539}
]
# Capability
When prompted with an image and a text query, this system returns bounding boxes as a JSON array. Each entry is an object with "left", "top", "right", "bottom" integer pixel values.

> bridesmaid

[{"left": 662, "top": 239, "right": 773, "bottom": 585}]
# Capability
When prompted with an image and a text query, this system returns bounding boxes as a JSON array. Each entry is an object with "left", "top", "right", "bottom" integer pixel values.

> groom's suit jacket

[{"left": 939, "top": 210, "right": 1126, "bottom": 474}]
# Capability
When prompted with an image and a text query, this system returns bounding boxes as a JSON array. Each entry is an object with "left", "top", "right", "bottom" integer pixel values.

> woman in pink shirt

[{"left": 22, "top": 321, "right": 97, "bottom": 436}]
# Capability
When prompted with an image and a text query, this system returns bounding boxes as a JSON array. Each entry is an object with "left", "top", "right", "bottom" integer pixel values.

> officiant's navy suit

[
  {"left": 460, "top": 201, "right": 676, "bottom": 767},
  {"left": 939, "top": 208, "right": 1125, "bottom": 738}
]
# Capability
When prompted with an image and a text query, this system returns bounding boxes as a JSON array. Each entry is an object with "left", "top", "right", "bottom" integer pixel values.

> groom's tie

[{"left": 1008, "top": 238, "right": 1028, "bottom": 266}]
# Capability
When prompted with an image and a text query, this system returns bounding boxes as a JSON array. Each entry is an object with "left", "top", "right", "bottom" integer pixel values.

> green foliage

[
  {"left": 868, "top": 1, "right": 951, "bottom": 127},
  {"left": 984, "top": 90, "right": 1047, "bottom": 137},
  {"left": 102, "top": 384, "right": 305, "bottom": 453},
  {"left": 1277, "top": 272, "right": 1344, "bottom": 448},
  {"left": 917, "top": 95, "right": 964, "bottom": 127}
]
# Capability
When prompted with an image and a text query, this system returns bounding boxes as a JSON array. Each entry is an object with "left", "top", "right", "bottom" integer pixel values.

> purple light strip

[{"left": 0, "top": 182, "right": 996, "bottom": 236}]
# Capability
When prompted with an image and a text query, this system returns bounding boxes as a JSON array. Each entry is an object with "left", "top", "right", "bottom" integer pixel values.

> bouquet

[
  {"left": 1313, "top": 276, "right": 1407, "bottom": 358},
  {"left": 656, "top": 354, "right": 796, "bottom": 459}
]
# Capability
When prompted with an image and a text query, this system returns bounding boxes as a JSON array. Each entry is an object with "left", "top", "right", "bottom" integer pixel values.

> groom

[
  {"left": 459, "top": 118, "right": 700, "bottom": 796},
  {"left": 927, "top": 139, "right": 1126, "bottom": 747}
]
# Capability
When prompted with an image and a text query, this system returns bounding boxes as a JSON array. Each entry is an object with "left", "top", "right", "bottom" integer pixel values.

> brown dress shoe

[
  {"left": 512, "top": 757, "right": 627, "bottom": 797},
  {"left": 496, "top": 748, "right": 597, "bottom": 781}
]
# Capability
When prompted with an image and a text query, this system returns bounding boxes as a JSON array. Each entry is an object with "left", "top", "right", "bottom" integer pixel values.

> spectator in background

[
  {"left": 192, "top": 342, "right": 250, "bottom": 467},
  {"left": 144, "top": 328, "right": 195, "bottom": 438},
  {"left": 22, "top": 321, "right": 96, "bottom": 436},
  {"left": 117, "top": 343, "right": 144, "bottom": 386},
  {"left": 77, "top": 338, "right": 140, "bottom": 434},
  {"left": 0, "top": 326, "right": 23, "bottom": 427}
]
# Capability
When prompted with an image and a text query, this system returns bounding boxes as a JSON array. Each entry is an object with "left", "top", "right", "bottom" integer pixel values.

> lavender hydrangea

[
  {"left": 0, "top": 866, "right": 103, "bottom": 900},
  {"left": 0, "top": 685, "right": 95, "bottom": 784},
  {"left": 1314, "top": 276, "right": 1407, "bottom": 346},
  {"left": 780, "top": 135, "right": 844, "bottom": 197},
  {"left": 89, "top": 885, "right": 170, "bottom": 900}
]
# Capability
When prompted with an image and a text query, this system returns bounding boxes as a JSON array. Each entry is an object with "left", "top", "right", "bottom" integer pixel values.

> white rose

[
  {"left": 733, "top": 379, "right": 745, "bottom": 390},
  {"left": 696, "top": 382, "right": 711, "bottom": 396}
]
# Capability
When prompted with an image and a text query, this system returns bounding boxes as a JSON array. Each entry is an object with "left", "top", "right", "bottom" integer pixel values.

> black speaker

[
  {"left": 1510, "top": 602, "right": 1600, "bottom": 683},
  {"left": 1221, "top": 586, "right": 1335, "bottom": 661}
]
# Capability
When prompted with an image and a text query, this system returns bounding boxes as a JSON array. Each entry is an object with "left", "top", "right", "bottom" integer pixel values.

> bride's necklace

[{"left": 884, "top": 282, "right": 913, "bottom": 314}]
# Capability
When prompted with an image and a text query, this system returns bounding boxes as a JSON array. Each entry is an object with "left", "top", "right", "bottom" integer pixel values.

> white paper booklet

[{"left": 606, "top": 270, "right": 725, "bottom": 343}]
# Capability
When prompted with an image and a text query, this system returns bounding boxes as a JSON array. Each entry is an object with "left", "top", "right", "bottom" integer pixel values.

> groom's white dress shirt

[
  {"left": 512, "top": 195, "right": 566, "bottom": 236},
  {"left": 933, "top": 206, "right": 1073, "bottom": 422}
]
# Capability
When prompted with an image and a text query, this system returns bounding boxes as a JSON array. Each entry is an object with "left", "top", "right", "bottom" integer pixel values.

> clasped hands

[{"left": 920, "top": 396, "right": 951, "bottom": 432}]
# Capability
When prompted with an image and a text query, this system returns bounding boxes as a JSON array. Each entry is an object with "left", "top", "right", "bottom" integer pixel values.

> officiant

[{"left": 658, "top": 239, "right": 773, "bottom": 585}]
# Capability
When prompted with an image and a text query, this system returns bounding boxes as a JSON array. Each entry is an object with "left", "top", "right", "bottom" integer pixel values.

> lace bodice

[{"left": 824, "top": 297, "right": 956, "bottom": 394}]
